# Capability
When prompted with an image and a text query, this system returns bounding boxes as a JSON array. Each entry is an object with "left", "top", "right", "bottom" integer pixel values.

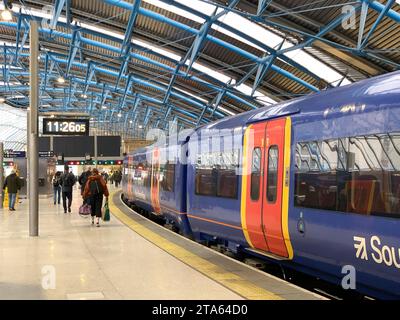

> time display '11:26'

[{"left": 43, "top": 118, "right": 89, "bottom": 135}]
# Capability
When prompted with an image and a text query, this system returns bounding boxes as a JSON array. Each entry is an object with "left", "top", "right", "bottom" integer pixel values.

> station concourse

[{"left": 0, "top": 186, "right": 241, "bottom": 300}]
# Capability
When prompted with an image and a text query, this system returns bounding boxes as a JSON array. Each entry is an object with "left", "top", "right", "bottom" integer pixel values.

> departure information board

[{"left": 42, "top": 118, "right": 89, "bottom": 136}]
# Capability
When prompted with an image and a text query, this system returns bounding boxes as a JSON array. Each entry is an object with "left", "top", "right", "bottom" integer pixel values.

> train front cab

[
  {"left": 123, "top": 149, "right": 155, "bottom": 214},
  {"left": 122, "top": 157, "right": 131, "bottom": 201}
]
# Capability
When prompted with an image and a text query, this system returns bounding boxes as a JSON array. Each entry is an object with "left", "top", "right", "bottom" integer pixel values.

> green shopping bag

[{"left": 102, "top": 200, "right": 110, "bottom": 222}]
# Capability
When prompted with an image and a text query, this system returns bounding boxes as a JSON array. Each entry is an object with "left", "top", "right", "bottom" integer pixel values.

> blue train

[{"left": 122, "top": 71, "right": 400, "bottom": 299}]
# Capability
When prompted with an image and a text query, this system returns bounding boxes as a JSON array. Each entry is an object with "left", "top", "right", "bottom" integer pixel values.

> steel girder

[
  {"left": 200, "top": 0, "right": 400, "bottom": 69},
  {"left": 0, "top": 16, "right": 263, "bottom": 123},
  {"left": 103, "top": 0, "right": 320, "bottom": 92},
  {"left": 2, "top": 0, "right": 396, "bottom": 137}
]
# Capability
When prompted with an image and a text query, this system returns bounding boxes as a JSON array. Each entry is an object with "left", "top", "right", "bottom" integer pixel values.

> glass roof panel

[{"left": 0, "top": 103, "right": 27, "bottom": 151}]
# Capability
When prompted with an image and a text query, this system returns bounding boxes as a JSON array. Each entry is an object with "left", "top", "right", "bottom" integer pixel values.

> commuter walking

[
  {"left": 52, "top": 171, "right": 62, "bottom": 205},
  {"left": 78, "top": 167, "right": 92, "bottom": 196},
  {"left": 109, "top": 171, "right": 114, "bottom": 185},
  {"left": 104, "top": 172, "right": 109, "bottom": 184},
  {"left": 83, "top": 168, "right": 109, "bottom": 227},
  {"left": 2, "top": 170, "right": 21, "bottom": 211},
  {"left": 114, "top": 171, "right": 122, "bottom": 188},
  {"left": 60, "top": 165, "right": 76, "bottom": 213}
]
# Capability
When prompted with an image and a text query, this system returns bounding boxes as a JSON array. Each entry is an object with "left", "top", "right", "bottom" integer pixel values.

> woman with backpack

[
  {"left": 52, "top": 171, "right": 62, "bottom": 205},
  {"left": 83, "top": 168, "right": 109, "bottom": 227}
]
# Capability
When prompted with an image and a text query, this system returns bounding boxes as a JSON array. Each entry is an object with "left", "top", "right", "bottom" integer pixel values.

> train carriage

[
  {"left": 123, "top": 71, "right": 400, "bottom": 299},
  {"left": 122, "top": 138, "right": 192, "bottom": 236}
]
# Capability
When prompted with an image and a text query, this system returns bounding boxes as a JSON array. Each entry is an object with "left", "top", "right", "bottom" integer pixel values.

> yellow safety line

[
  {"left": 108, "top": 191, "right": 283, "bottom": 300},
  {"left": 282, "top": 117, "right": 294, "bottom": 259},
  {"left": 240, "top": 125, "right": 255, "bottom": 248}
]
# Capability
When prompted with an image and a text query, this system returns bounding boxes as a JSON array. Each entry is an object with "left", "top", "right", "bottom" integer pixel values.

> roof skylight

[
  {"left": 1, "top": 0, "right": 358, "bottom": 118},
  {"left": 149, "top": 0, "right": 351, "bottom": 87}
]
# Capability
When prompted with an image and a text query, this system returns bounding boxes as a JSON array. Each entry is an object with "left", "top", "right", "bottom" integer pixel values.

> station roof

[{"left": 0, "top": 0, "right": 398, "bottom": 140}]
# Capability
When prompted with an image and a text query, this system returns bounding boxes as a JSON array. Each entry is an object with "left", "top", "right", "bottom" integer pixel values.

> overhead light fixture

[
  {"left": 90, "top": 117, "right": 94, "bottom": 121},
  {"left": 57, "top": 77, "right": 65, "bottom": 84},
  {"left": 117, "top": 113, "right": 122, "bottom": 117},
  {"left": 1, "top": 10, "right": 12, "bottom": 21},
  {"left": 50, "top": 114, "right": 55, "bottom": 118},
  {"left": 129, "top": 120, "right": 133, "bottom": 124},
  {"left": 138, "top": 125, "right": 143, "bottom": 129},
  {"left": 81, "top": 94, "right": 88, "bottom": 99},
  {"left": 102, "top": 105, "right": 107, "bottom": 109}
]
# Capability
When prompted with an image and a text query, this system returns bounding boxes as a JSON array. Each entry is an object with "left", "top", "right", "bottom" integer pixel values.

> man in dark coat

[
  {"left": 114, "top": 170, "right": 122, "bottom": 187},
  {"left": 60, "top": 165, "right": 76, "bottom": 213},
  {"left": 3, "top": 170, "right": 21, "bottom": 211}
]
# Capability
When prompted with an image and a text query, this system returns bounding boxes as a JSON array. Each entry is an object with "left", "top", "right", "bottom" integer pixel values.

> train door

[
  {"left": 151, "top": 147, "right": 161, "bottom": 214},
  {"left": 241, "top": 121, "right": 269, "bottom": 251},
  {"left": 242, "top": 117, "right": 292, "bottom": 258},
  {"left": 262, "top": 118, "right": 288, "bottom": 257}
]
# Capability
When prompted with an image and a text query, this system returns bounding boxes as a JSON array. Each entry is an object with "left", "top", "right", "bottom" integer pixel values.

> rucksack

[
  {"left": 79, "top": 171, "right": 90, "bottom": 186},
  {"left": 89, "top": 179, "right": 103, "bottom": 195},
  {"left": 53, "top": 177, "right": 60, "bottom": 187}
]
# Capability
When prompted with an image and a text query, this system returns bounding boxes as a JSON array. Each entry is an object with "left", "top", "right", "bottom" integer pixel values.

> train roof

[
  {"left": 127, "top": 133, "right": 187, "bottom": 157},
  {"left": 201, "top": 70, "right": 400, "bottom": 130},
  {"left": 126, "top": 71, "right": 400, "bottom": 157}
]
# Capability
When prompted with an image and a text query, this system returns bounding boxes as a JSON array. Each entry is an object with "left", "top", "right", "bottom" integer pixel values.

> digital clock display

[{"left": 43, "top": 118, "right": 89, "bottom": 136}]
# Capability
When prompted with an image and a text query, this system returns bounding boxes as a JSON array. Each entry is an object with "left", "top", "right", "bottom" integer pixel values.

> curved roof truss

[{"left": 0, "top": 0, "right": 397, "bottom": 138}]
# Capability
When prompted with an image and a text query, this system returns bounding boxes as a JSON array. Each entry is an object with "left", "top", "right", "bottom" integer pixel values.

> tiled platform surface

[
  {"left": 0, "top": 186, "right": 242, "bottom": 300},
  {"left": 110, "top": 191, "right": 325, "bottom": 301}
]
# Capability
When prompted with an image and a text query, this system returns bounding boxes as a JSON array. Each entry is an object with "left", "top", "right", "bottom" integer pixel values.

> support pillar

[{"left": 29, "top": 20, "right": 39, "bottom": 237}]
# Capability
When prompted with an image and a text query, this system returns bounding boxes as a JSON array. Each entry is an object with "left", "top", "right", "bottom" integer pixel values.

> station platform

[{"left": 0, "top": 186, "right": 324, "bottom": 300}]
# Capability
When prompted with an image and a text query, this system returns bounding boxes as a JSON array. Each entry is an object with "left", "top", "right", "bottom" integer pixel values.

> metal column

[
  {"left": 50, "top": 135, "right": 54, "bottom": 151},
  {"left": 94, "top": 132, "right": 98, "bottom": 169},
  {"left": 29, "top": 20, "right": 39, "bottom": 237},
  {"left": 0, "top": 142, "right": 3, "bottom": 209}
]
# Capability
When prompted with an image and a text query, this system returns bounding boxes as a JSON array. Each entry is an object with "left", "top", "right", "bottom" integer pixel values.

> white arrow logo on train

[{"left": 354, "top": 236, "right": 368, "bottom": 261}]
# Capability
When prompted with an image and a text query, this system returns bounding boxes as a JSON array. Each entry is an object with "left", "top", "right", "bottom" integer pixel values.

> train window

[
  {"left": 217, "top": 169, "right": 238, "bottom": 198},
  {"left": 295, "top": 132, "right": 400, "bottom": 218},
  {"left": 267, "top": 146, "right": 278, "bottom": 203},
  {"left": 195, "top": 168, "right": 217, "bottom": 196},
  {"left": 251, "top": 148, "right": 261, "bottom": 201},
  {"left": 142, "top": 161, "right": 152, "bottom": 187},
  {"left": 195, "top": 149, "right": 239, "bottom": 199},
  {"left": 295, "top": 139, "right": 339, "bottom": 210},
  {"left": 160, "top": 161, "right": 175, "bottom": 192}
]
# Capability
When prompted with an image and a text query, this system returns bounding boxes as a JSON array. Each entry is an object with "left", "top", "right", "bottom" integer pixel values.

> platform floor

[
  {"left": 0, "top": 186, "right": 242, "bottom": 300},
  {"left": 0, "top": 186, "right": 324, "bottom": 300},
  {"left": 110, "top": 191, "right": 324, "bottom": 301}
]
